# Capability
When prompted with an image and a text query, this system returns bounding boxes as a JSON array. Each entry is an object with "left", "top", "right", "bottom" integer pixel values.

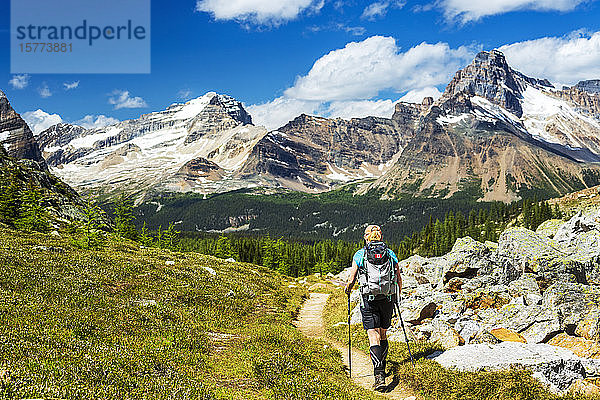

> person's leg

[{"left": 379, "top": 328, "right": 388, "bottom": 375}]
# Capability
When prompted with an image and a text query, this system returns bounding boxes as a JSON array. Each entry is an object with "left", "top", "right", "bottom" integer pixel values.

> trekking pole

[
  {"left": 395, "top": 291, "right": 416, "bottom": 367},
  {"left": 347, "top": 292, "right": 352, "bottom": 378}
]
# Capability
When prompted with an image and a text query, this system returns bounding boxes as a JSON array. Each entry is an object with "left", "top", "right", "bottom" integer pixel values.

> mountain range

[{"left": 3, "top": 50, "right": 600, "bottom": 203}]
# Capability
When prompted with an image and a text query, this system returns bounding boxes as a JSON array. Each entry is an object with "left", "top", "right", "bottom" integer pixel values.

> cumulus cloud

[
  {"left": 22, "top": 109, "right": 63, "bottom": 134},
  {"left": 500, "top": 30, "right": 600, "bottom": 86},
  {"left": 9, "top": 74, "right": 29, "bottom": 89},
  {"left": 247, "top": 97, "right": 322, "bottom": 130},
  {"left": 361, "top": 1, "right": 405, "bottom": 20},
  {"left": 285, "top": 36, "right": 475, "bottom": 101},
  {"left": 248, "top": 36, "right": 474, "bottom": 129},
  {"left": 196, "top": 0, "right": 324, "bottom": 25},
  {"left": 327, "top": 99, "right": 396, "bottom": 119},
  {"left": 439, "top": 0, "right": 589, "bottom": 23},
  {"left": 38, "top": 83, "right": 52, "bottom": 98},
  {"left": 108, "top": 90, "right": 148, "bottom": 109},
  {"left": 74, "top": 115, "right": 119, "bottom": 129},
  {"left": 399, "top": 86, "right": 442, "bottom": 103},
  {"left": 63, "top": 81, "right": 80, "bottom": 90}
]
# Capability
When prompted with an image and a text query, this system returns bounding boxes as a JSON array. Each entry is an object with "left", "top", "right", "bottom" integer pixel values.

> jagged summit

[
  {"left": 0, "top": 90, "right": 46, "bottom": 165},
  {"left": 575, "top": 80, "right": 600, "bottom": 94},
  {"left": 437, "top": 50, "right": 552, "bottom": 117}
]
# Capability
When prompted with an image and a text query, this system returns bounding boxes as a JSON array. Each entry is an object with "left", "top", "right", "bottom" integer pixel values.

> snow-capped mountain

[
  {"left": 23, "top": 50, "right": 600, "bottom": 203},
  {"left": 38, "top": 93, "right": 268, "bottom": 199},
  {"left": 368, "top": 50, "right": 600, "bottom": 202}
]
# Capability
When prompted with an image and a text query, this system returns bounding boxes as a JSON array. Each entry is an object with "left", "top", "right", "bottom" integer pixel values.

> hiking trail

[{"left": 294, "top": 292, "right": 417, "bottom": 400}]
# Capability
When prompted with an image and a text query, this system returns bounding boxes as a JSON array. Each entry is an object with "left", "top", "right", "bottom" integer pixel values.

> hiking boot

[{"left": 373, "top": 372, "right": 386, "bottom": 392}]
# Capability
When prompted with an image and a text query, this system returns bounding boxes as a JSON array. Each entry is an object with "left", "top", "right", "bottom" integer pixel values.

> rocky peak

[
  {"left": 0, "top": 90, "right": 46, "bottom": 166},
  {"left": 211, "top": 94, "right": 253, "bottom": 125},
  {"left": 575, "top": 80, "right": 600, "bottom": 94},
  {"left": 436, "top": 50, "right": 551, "bottom": 118}
]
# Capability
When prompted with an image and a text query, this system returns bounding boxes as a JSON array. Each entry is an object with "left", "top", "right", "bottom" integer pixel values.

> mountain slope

[
  {"left": 367, "top": 50, "right": 600, "bottom": 202},
  {"left": 0, "top": 90, "right": 46, "bottom": 166},
  {"left": 38, "top": 93, "right": 268, "bottom": 199},
  {"left": 0, "top": 228, "right": 378, "bottom": 399}
]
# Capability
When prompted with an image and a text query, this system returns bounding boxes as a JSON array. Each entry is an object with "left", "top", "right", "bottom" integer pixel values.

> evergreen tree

[
  {"left": 16, "top": 181, "right": 50, "bottom": 232},
  {"left": 72, "top": 199, "right": 106, "bottom": 249},
  {"left": 114, "top": 193, "right": 137, "bottom": 240},
  {"left": 139, "top": 222, "right": 153, "bottom": 247},
  {"left": 163, "top": 222, "right": 180, "bottom": 251}
]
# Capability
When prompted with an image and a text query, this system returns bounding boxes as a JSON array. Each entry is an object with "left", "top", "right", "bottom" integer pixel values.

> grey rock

[
  {"left": 508, "top": 274, "right": 541, "bottom": 297},
  {"left": 554, "top": 211, "right": 598, "bottom": 247},
  {"left": 430, "top": 342, "right": 588, "bottom": 393},
  {"left": 544, "top": 282, "right": 600, "bottom": 340},
  {"left": 399, "top": 298, "right": 437, "bottom": 324}
]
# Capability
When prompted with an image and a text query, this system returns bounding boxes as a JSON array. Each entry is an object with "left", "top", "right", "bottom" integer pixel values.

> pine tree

[
  {"left": 72, "top": 199, "right": 106, "bottom": 249},
  {"left": 139, "top": 222, "right": 153, "bottom": 247},
  {"left": 114, "top": 193, "right": 137, "bottom": 240},
  {"left": 16, "top": 181, "right": 49, "bottom": 232},
  {"left": 163, "top": 222, "right": 180, "bottom": 251}
]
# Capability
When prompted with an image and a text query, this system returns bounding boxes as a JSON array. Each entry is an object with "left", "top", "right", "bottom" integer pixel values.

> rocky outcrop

[
  {"left": 575, "top": 80, "right": 600, "bottom": 95},
  {"left": 0, "top": 90, "right": 46, "bottom": 166},
  {"left": 430, "top": 342, "right": 598, "bottom": 393},
  {"left": 237, "top": 114, "right": 411, "bottom": 191},
  {"left": 367, "top": 50, "right": 600, "bottom": 201}
]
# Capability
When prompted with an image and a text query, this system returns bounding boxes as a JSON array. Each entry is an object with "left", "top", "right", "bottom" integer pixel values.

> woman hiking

[{"left": 344, "top": 224, "right": 402, "bottom": 392}]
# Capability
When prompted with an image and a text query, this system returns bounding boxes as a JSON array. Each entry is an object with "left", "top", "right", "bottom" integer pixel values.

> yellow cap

[{"left": 364, "top": 224, "right": 382, "bottom": 242}]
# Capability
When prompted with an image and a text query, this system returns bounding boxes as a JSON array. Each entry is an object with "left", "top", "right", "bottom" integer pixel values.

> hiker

[{"left": 344, "top": 224, "right": 402, "bottom": 392}]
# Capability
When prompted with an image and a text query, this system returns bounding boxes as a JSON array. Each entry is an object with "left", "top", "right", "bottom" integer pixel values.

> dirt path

[{"left": 294, "top": 292, "right": 416, "bottom": 400}]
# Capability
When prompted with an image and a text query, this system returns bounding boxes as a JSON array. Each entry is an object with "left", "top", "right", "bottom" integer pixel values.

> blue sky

[{"left": 1, "top": 0, "right": 600, "bottom": 132}]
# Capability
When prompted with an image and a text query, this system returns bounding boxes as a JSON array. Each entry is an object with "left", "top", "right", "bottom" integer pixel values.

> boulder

[
  {"left": 441, "top": 237, "right": 491, "bottom": 286},
  {"left": 549, "top": 333, "right": 600, "bottom": 359},
  {"left": 430, "top": 342, "right": 589, "bottom": 393},
  {"left": 497, "top": 227, "right": 586, "bottom": 283},
  {"left": 430, "top": 319, "right": 465, "bottom": 348},
  {"left": 543, "top": 282, "right": 600, "bottom": 340},
  {"left": 536, "top": 219, "right": 564, "bottom": 239},
  {"left": 554, "top": 211, "right": 598, "bottom": 247},
  {"left": 568, "top": 379, "right": 600, "bottom": 396},
  {"left": 399, "top": 298, "right": 437, "bottom": 324},
  {"left": 508, "top": 273, "right": 540, "bottom": 297},
  {"left": 490, "top": 327, "right": 527, "bottom": 343},
  {"left": 455, "top": 319, "right": 482, "bottom": 344}
]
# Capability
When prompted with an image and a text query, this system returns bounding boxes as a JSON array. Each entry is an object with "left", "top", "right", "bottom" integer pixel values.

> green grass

[
  {"left": 0, "top": 227, "right": 376, "bottom": 399},
  {"left": 323, "top": 289, "right": 599, "bottom": 400}
]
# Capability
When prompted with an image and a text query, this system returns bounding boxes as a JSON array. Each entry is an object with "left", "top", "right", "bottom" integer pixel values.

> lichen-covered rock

[
  {"left": 549, "top": 333, "right": 600, "bottom": 359},
  {"left": 430, "top": 319, "right": 465, "bottom": 348},
  {"left": 508, "top": 274, "right": 541, "bottom": 297},
  {"left": 430, "top": 342, "right": 590, "bottom": 393},
  {"left": 490, "top": 327, "right": 527, "bottom": 343},
  {"left": 498, "top": 227, "right": 586, "bottom": 283},
  {"left": 536, "top": 219, "right": 565, "bottom": 239},
  {"left": 554, "top": 211, "right": 598, "bottom": 247},
  {"left": 568, "top": 379, "right": 600, "bottom": 396},
  {"left": 543, "top": 282, "right": 600, "bottom": 340},
  {"left": 399, "top": 298, "right": 437, "bottom": 324}
]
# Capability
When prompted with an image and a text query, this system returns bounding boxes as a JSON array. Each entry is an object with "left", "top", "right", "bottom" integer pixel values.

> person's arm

[{"left": 344, "top": 260, "right": 359, "bottom": 295}]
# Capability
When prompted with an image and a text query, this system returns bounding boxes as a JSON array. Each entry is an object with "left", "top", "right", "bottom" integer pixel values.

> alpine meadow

[{"left": 3, "top": 1, "right": 600, "bottom": 399}]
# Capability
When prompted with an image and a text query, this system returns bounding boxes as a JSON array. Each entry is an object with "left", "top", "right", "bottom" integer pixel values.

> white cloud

[
  {"left": 399, "top": 86, "right": 442, "bottom": 103},
  {"left": 439, "top": 0, "right": 589, "bottom": 23},
  {"left": 22, "top": 109, "right": 63, "bottom": 134},
  {"left": 108, "top": 90, "right": 148, "bottom": 109},
  {"left": 196, "top": 0, "right": 324, "bottom": 25},
  {"left": 247, "top": 97, "right": 322, "bottom": 130},
  {"left": 63, "top": 81, "right": 80, "bottom": 90},
  {"left": 38, "top": 83, "right": 52, "bottom": 98},
  {"left": 500, "top": 30, "right": 600, "bottom": 86},
  {"left": 327, "top": 99, "right": 396, "bottom": 119},
  {"left": 249, "top": 36, "right": 476, "bottom": 130},
  {"left": 285, "top": 36, "right": 476, "bottom": 101},
  {"left": 9, "top": 74, "right": 29, "bottom": 89},
  {"left": 74, "top": 115, "right": 119, "bottom": 129},
  {"left": 361, "top": 1, "right": 405, "bottom": 20},
  {"left": 178, "top": 89, "right": 193, "bottom": 99}
]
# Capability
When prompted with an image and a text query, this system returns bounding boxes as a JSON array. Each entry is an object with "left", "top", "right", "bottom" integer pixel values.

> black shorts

[{"left": 360, "top": 295, "right": 394, "bottom": 330}]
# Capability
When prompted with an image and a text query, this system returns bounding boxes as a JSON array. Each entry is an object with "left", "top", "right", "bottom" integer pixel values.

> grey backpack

[{"left": 357, "top": 241, "right": 396, "bottom": 298}]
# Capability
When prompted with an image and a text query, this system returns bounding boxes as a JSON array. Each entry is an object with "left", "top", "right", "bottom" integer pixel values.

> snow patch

[
  {"left": 69, "top": 126, "right": 122, "bottom": 149},
  {"left": 172, "top": 93, "right": 215, "bottom": 120},
  {"left": 437, "top": 114, "right": 470, "bottom": 125},
  {"left": 0, "top": 131, "right": 10, "bottom": 142},
  {"left": 203, "top": 266, "right": 217, "bottom": 276}
]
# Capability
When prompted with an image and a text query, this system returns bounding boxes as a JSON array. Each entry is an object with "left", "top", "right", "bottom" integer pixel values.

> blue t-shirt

[{"left": 352, "top": 247, "right": 399, "bottom": 267}]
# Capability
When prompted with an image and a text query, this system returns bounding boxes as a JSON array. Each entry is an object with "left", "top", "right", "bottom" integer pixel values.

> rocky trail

[{"left": 294, "top": 292, "right": 417, "bottom": 400}]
